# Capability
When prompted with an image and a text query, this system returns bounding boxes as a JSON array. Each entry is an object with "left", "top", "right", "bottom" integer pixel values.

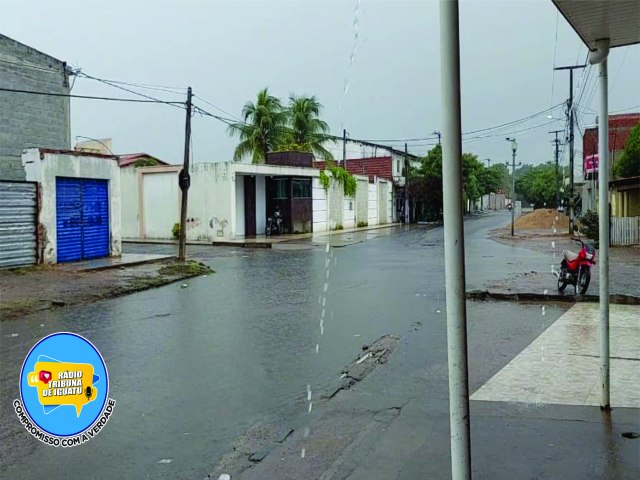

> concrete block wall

[{"left": 0, "top": 34, "right": 71, "bottom": 180}]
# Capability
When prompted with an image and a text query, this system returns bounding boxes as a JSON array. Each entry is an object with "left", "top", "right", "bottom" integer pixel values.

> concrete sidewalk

[
  {"left": 123, "top": 223, "right": 404, "bottom": 248},
  {"left": 209, "top": 300, "right": 640, "bottom": 479},
  {"left": 57, "top": 253, "right": 173, "bottom": 271}
]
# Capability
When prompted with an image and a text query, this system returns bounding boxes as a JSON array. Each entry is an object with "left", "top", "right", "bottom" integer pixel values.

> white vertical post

[
  {"left": 439, "top": 1, "right": 472, "bottom": 478},
  {"left": 597, "top": 55, "right": 610, "bottom": 410}
]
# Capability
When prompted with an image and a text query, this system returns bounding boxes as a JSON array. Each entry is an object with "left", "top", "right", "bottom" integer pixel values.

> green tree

[
  {"left": 614, "top": 123, "right": 640, "bottom": 178},
  {"left": 280, "top": 95, "right": 333, "bottom": 160},
  {"left": 515, "top": 162, "right": 562, "bottom": 207},
  {"left": 228, "top": 88, "right": 288, "bottom": 164},
  {"left": 461, "top": 153, "right": 483, "bottom": 206}
]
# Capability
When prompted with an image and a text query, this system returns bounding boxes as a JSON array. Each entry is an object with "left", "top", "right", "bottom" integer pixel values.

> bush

[
  {"left": 577, "top": 210, "right": 598, "bottom": 243},
  {"left": 357, "top": 221, "right": 368, "bottom": 228},
  {"left": 172, "top": 222, "right": 180, "bottom": 239}
]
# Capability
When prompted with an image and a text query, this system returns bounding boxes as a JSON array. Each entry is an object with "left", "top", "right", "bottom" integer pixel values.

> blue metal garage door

[{"left": 56, "top": 178, "right": 109, "bottom": 262}]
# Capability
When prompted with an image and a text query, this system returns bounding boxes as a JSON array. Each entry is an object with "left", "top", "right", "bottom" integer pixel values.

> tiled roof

[{"left": 314, "top": 157, "right": 393, "bottom": 183}]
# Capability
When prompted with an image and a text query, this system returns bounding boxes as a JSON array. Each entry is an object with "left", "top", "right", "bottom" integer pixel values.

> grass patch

[
  {"left": 0, "top": 299, "right": 42, "bottom": 320},
  {"left": 158, "top": 260, "right": 213, "bottom": 276}
]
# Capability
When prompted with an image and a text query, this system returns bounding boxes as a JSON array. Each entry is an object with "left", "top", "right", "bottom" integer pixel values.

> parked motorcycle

[
  {"left": 265, "top": 206, "right": 284, "bottom": 236},
  {"left": 557, "top": 238, "right": 596, "bottom": 294}
]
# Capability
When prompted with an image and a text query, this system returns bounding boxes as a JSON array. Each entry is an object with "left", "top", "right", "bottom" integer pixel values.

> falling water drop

[
  {"left": 301, "top": 448, "right": 306, "bottom": 459},
  {"left": 541, "top": 306, "right": 546, "bottom": 316},
  {"left": 304, "top": 427, "right": 310, "bottom": 438},
  {"left": 308, "top": 402, "right": 313, "bottom": 413},
  {"left": 315, "top": 344, "right": 319, "bottom": 353},
  {"left": 551, "top": 241, "right": 555, "bottom": 249}
]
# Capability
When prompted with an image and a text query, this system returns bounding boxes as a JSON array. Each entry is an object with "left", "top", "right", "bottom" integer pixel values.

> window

[
  {"left": 274, "top": 179, "right": 288, "bottom": 199},
  {"left": 292, "top": 178, "right": 311, "bottom": 198}
]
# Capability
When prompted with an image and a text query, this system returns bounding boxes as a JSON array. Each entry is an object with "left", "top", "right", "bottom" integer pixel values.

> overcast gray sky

[{"left": 2, "top": 0, "right": 639, "bottom": 172}]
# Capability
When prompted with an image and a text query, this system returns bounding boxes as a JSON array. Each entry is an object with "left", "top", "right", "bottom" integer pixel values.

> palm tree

[
  {"left": 228, "top": 88, "right": 288, "bottom": 164},
  {"left": 286, "top": 95, "right": 334, "bottom": 161}
]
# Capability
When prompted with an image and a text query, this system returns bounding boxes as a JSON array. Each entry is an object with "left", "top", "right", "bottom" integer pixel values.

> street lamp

[{"left": 505, "top": 137, "right": 518, "bottom": 236}]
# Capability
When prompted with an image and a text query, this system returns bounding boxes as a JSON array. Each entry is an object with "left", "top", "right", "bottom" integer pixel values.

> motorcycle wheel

[
  {"left": 578, "top": 269, "right": 591, "bottom": 295},
  {"left": 277, "top": 223, "right": 284, "bottom": 235},
  {"left": 265, "top": 221, "right": 271, "bottom": 236},
  {"left": 557, "top": 267, "right": 567, "bottom": 292}
]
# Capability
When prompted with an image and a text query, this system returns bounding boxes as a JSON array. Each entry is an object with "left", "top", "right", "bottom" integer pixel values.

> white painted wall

[
  {"left": 368, "top": 183, "right": 378, "bottom": 226},
  {"left": 186, "top": 163, "right": 233, "bottom": 241},
  {"left": 120, "top": 167, "right": 139, "bottom": 237},
  {"left": 312, "top": 177, "right": 327, "bottom": 233},
  {"left": 256, "top": 175, "right": 266, "bottom": 234},
  {"left": 22, "top": 148, "right": 121, "bottom": 263},
  {"left": 378, "top": 180, "right": 392, "bottom": 224},
  {"left": 142, "top": 171, "right": 179, "bottom": 239},
  {"left": 343, "top": 196, "right": 355, "bottom": 229},
  {"left": 235, "top": 174, "right": 245, "bottom": 237}
]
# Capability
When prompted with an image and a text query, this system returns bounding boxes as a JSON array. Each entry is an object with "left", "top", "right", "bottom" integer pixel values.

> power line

[
  {"left": 0, "top": 86, "right": 185, "bottom": 104},
  {"left": 76, "top": 72, "right": 185, "bottom": 110},
  {"left": 76, "top": 76, "right": 187, "bottom": 95},
  {"left": 359, "top": 103, "right": 564, "bottom": 143},
  {"left": 193, "top": 94, "right": 242, "bottom": 122}
]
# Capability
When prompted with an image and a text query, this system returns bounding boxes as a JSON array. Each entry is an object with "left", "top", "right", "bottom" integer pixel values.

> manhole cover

[{"left": 620, "top": 432, "right": 639, "bottom": 439}]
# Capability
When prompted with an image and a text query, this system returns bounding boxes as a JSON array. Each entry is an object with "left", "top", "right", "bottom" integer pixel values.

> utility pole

[
  {"left": 178, "top": 86, "right": 193, "bottom": 261},
  {"left": 549, "top": 129, "right": 563, "bottom": 209},
  {"left": 554, "top": 64, "right": 586, "bottom": 233},
  {"left": 433, "top": 130, "right": 442, "bottom": 146},
  {"left": 342, "top": 129, "right": 347, "bottom": 169},
  {"left": 505, "top": 137, "right": 519, "bottom": 237},
  {"left": 404, "top": 142, "right": 409, "bottom": 224}
]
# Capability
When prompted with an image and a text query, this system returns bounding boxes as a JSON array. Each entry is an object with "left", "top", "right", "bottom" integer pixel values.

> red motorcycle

[{"left": 557, "top": 238, "right": 596, "bottom": 294}]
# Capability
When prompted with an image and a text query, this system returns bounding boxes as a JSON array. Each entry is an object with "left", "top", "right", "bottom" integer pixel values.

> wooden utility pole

[
  {"left": 554, "top": 64, "right": 586, "bottom": 233},
  {"left": 178, "top": 86, "right": 193, "bottom": 261},
  {"left": 549, "top": 129, "right": 563, "bottom": 209}
]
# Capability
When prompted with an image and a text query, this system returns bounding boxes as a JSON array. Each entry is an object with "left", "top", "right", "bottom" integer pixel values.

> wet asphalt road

[{"left": 0, "top": 212, "right": 559, "bottom": 479}]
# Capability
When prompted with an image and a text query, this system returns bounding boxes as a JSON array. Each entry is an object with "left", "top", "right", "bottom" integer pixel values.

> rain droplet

[
  {"left": 553, "top": 227, "right": 557, "bottom": 234},
  {"left": 307, "top": 385, "right": 312, "bottom": 401},
  {"left": 157, "top": 459, "right": 172, "bottom": 464},
  {"left": 308, "top": 402, "right": 313, "bottom": 413},
  {"left": 304, "top": 427, "right": 310, "bottom": 438},
  {"left": 436, "top": 309, "right": 442, "bottom": 313},
  {"left": 323, "top": 283, "right": 328, "bottom": 292},
  {"left": 326, "top": 270, "right": 330, "bottom": 279},
  {"left": 551, "top": 241, "right": 555, "bottom": 249},
  {"left": 325, "top": 244, "right": 330, "bottom": 253},
  {"left": 543, "top": 289, "right": 548, "bottom": 295},
  {"left": 541, "top": 306, "right": 546, "bottom": 316},
  {"left": 301, "top": 448, "right": 306, "bottom": 458},
  {"left": 40, "top": 324, "right": 44, "bottom": 327},
  {"left": 315, "top": 344, "right": 319, "bottom": 353},
  {"left": 333, "top": 257, "right": 337, "bottom": 265},
  {"left": 555, "top": 216, "right": 559, "bottom": 221}
]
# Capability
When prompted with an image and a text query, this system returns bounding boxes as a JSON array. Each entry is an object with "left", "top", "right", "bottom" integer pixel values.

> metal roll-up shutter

[
  {"left": 81, "top": 179, "right": 109, "bottom": 259},
  {"left": 56, "top": 178, "right": 83, "bottom": 262},
  {"left": 0, "top": 181, "right": 37, "bottom": 268}
]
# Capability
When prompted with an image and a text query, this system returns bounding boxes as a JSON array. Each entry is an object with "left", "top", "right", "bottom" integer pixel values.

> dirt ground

[
  {"left": 489, "top": 227, "right": 640, "bottom": 298},
  {"left": 0, "top": 260, "right": 212, "bottom": 321},
  {"left": 514, "top": 208, "right": 570, "bottom": 230}
]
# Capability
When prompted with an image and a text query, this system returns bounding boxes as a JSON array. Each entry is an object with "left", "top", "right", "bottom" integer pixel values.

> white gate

[{"left": 610, "top": 216, "right": 640, "bottom": 245}]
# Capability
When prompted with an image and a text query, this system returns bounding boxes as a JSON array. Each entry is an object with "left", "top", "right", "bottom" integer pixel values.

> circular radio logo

[{"left": 14, "top": 332, "right": 116, "bottom": 447}]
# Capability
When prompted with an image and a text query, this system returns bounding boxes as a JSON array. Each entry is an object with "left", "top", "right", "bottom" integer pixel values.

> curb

[{"left": 466, "top": 290, "right": 640, "bottom": 305}]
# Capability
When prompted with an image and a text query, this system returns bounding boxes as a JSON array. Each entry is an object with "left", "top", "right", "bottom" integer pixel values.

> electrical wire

[
  {"left": 76, "top": 72, "right": 186, "bottom": 110},
  {"left": 193, "top": 94, "right": 242, "bottom": 122},
  {"left": 0, "top": 87, "right": 186, "bottom": 104},
  {"left": 359, "top": 103, "right": 564, "bottom": 144}
]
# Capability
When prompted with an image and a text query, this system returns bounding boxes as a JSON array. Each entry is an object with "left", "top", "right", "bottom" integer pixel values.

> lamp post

[{"left": 505, "top": 138, "right": 518, "bottom": 236}]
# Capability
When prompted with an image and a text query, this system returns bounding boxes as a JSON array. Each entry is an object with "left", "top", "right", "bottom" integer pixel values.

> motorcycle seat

[{"left": 563, "top": 250, "right": 579, "bottom": 261}]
